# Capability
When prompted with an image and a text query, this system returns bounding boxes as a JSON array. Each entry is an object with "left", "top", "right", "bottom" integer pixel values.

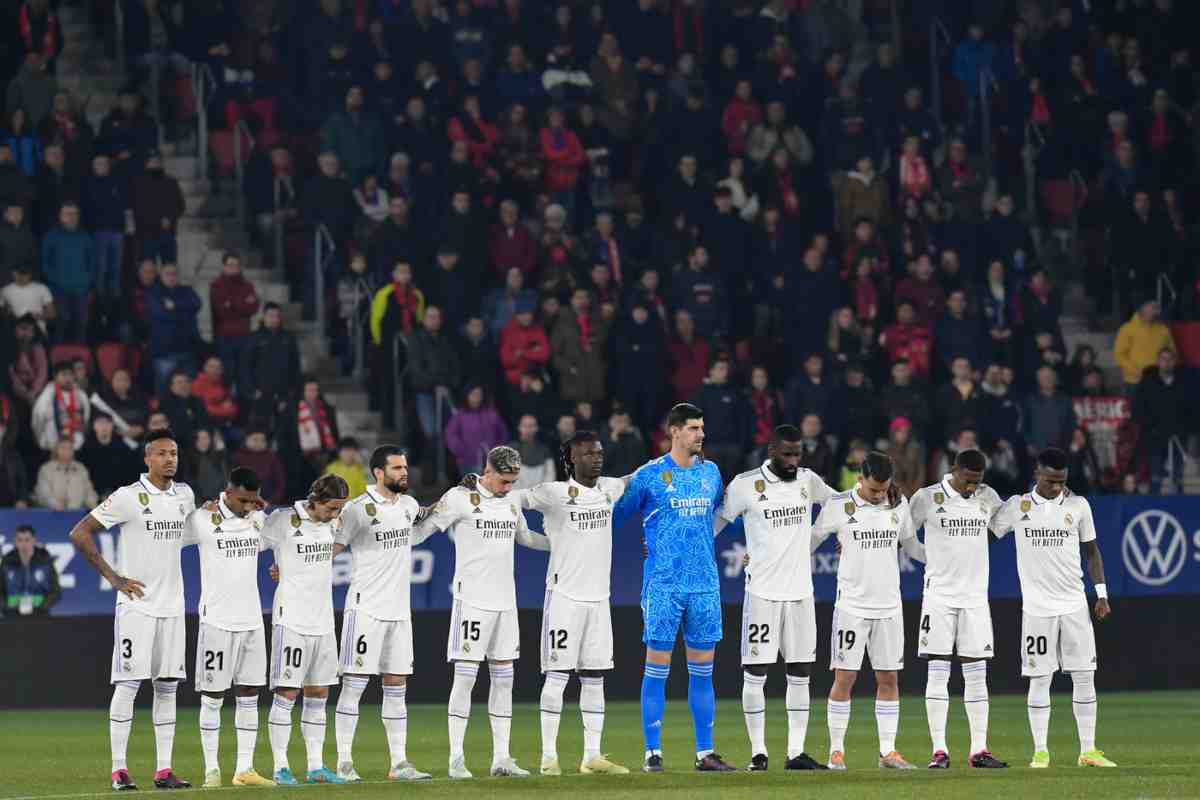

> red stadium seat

[
  {"left": 50, "top": 343, "right": 93, "bottom": 373},
  {"left": 209, "top": 128, "right": 253, "bottom": 179},
  {"left": 1040, "top": 178, "right": 1088, "bottom": 228},
  {"left": 95, "top": 342, "right": 142, "bottom": 384}
]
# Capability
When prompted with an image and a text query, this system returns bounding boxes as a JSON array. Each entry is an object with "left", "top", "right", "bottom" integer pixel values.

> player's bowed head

[
  {"left": 561, "top": 431, "right": 604, "bottom": 485},
  {"left": 858, "top": 450, "right": 904, "bottom": 508},
  {"left": 224, "top": 466, "right": 266, "bottom": 517},
  {"left": 307, "top": 474, "right": 350, "bottom": 522},
  {"left": 481, "top": 445, "right": 523, "bottom": 497},
  {"left": 949, "top": 449, "right": 988, "bottom": 498}
]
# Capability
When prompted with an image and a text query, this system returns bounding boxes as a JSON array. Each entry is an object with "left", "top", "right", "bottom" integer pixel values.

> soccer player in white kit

[
  {"left": 261, "top": 474, "right": 350, "bottom": 785},
  {"left": 69, "top": 429, "right": 196, "bottom": 791},
  {"left": 331, "top": 445, "right": 432, "bottom": 782},
  {"left": 511, "top": 432, "right": 630, "bottom": 777},
  {"left": 810, "top": 451, "right": 926, "bottom": 770},
  {"left": 182, "top": 467, "right": 276, "bottom": 787},
  {"left": 414, "top": 445, "right": 550, "bottom": 779},
  {"left": 992, "top": 448, "right": 1116, "bottom": 769},
  {"left": 716, "top": 424, "right": 833, "bottom": 772},
  {"left": 908, "top": 449, "right": 1008, "bottom": 769}
]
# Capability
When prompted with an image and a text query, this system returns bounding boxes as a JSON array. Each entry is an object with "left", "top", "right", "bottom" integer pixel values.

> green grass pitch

[{"left": 2, "top": 691, "right": 1196, "bottom": 799}]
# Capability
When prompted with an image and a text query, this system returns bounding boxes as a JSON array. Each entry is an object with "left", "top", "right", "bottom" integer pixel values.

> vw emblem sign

[{"left": 1122, "top": 510, "right": 1189, "bottom": 587}]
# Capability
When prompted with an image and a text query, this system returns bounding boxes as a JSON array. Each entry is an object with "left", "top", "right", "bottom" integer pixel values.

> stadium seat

[
  {"left": 95, "top": 342, "right": 142, "bottom": 384},
  {"left": 1040, "top": 179, "right": 1088, "bottom": 228},
  {"left": 209, "top": 128, "right": 253, "bottom": 179},
  {"left": 50, "top": 343, "right": 94, "bottom": 373}
]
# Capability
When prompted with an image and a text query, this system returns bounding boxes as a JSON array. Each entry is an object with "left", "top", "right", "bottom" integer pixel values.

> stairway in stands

[{"left": 55, "top": 6, "right": 382, "bottom": 455}]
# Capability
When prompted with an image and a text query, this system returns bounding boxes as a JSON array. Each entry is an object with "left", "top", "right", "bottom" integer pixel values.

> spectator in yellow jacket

[
  {"left": 323, "top": 437, "right": 369, "bottom": 498},
  {"left": 1114, "top": 300, "right": 1176, "bottom": 390}
]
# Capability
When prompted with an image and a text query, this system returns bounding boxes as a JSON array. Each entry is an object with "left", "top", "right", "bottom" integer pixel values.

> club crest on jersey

[
  {"left": 750, "top": 646, "right": 759, "bottom": 657},
  {"left": 1065, "top": 513, "right": 1073, "bottom": 525},
  {"left": 891, "top": 512, "right": 900, "bottom": 525},
  {"left": 470, "top": 493, "right": 482, "bottom": 513},
  {"left": 138, "top": 492, "right": 149, "bottom": 506},
  {"left": 405, "top": 510, "right": 412, "bottom": 523},
  {"left": 661, "top": 470, "right": 674, "bottom": 491},
  {"left": 211, "top": 513, "right": 222, "bottom": 526},
  {"left": 567, "top": 485, "right": 579, "bottom": 505},
  {"left": 355, "top": 656, "right": 364, "bottom": 668},
  {"left": 754, "top": 479, "right": 767, "bottom": 502},
  {"left": 252, "top": 519, "right": 262, "bottom": 531},
  {"left": 365, "top": 502, "right": 377, "bottom": 518},
  {"left": 291, "top": 514, "right": 302, "bottom": 528},
  {"left": 179, "top": 503, "right": 186, "bottom": 516}
]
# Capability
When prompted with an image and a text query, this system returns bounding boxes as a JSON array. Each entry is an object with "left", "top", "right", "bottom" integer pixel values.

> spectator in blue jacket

[
  {"left": 952, "top": 23, "right": 997, "bottom": 128},
  {"left": 81, "top": 154, "right": 129, "bottom": 298},
  {"left": 321, "top": 85, "right": 387, "bottom": 185},
  {"left": 0, "top": 525, "right": 61, "bottom": 617},
  {"left": 688, "top": 356, "right": 750, "bottom": 481},
  {"left": 147, "top": 263, "right": 202, "bottom": 393},
  {"left": 40, "top": 203, "right": 95, "bottom": 343}
]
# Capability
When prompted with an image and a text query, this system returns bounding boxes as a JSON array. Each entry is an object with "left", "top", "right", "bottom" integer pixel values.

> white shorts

[
  {"left": 340, "top": 610, "right": 414, "bottom": 676},
  {"left": 830, "top": 609, "right": 904, "bottom": 672},
  {"left": 917, "top": 601, "right": 995, "bottom": 659},
  {"left": 1021, "top": 608, "right": 1097, "bottom": 677},
  {"left": 740, "top": 594, "right": 817, "bottom": 665},
  {"left": 269, "top": 625, "right": 340, "bottom": 688},
  {"left": 195, "top": 624, "right": 268, "bottom": 691},
  {"left": 539, "top": 589, "right": 613, "bottom": 672},
  {"left": 111, "top": 607, "right": 186, "bottom": 683},
  {"left": 447, "top": 599, "right": 520, "bottom": 663}
]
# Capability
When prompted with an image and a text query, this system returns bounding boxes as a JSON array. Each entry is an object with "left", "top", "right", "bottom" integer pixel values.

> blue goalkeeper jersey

[{"left": 616, "top": 453, "right": 724, "bottom": 595}]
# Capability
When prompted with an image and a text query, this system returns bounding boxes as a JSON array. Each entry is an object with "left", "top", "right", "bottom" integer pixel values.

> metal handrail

[
  {"left": 272, "top": 174, "right": 286, "bottom": 270},
  {"left": 114, "top": 0, "right": 126, "bottom": 75},
  {"left": 391, "top": 332, "right": 409, "bottom": 443},
  {"left": 350, "top": 279, "right": 372, "bottom": 380},
  {"left": 929, "top": 18, "right": 953, "bottom": 133},
  {"left": 233, "top": 119, "right": 255, "bottom": 227},
  {"left": 149, "top": 60, "right": 164, "bottom": 152},
  {"left": 192, "top": 63, "right": 217, "bottom": 180},
  {"left": 1157, "top": 272, "right": 1178, "bottom": 317},
  {"left": 1023, "top": 120, "right": 1044, "bottom": 228},
  {"left": 1163, "top": 435, "right": 1192, "bottom": 493},
  {"left": 314, "top": 224, "right": 336, "bottom": 333},
  {"left": 979, "top": 66, "right": 998, "bottom": 179}
]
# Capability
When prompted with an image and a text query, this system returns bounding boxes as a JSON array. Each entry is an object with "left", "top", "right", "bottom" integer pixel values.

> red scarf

[
  {"left": 672, "top": 2, "right": 705, "bottom": 59},
  {"left": 1031, "top": 93, "right": 1050, "bottom": 124},
  {"left": 54, "top": 384, "right": 83, "bottom": 440},
  {"left": 606, "top": 238, "right": 622, "bottom": 285},
  {"left": 1150, "top": 114, "right": 1172, "bottom": 151},
  {"left": 751, "top": 390, "right": 777, "bottom": 446},
  {"left": 19, "top": 6, "right": 57, "bottom": 57},
  {"left": 53, "top": 111, "right": 78, "bottom": 141},
  {"left": 296, "top": 399, "right": 336, "bottom": 453},
  {"left": 577, "top": 313, "right": 593, "bottom": 353},
  {"left": 391, "top": 283, "right": 418, "bottom": 333}
]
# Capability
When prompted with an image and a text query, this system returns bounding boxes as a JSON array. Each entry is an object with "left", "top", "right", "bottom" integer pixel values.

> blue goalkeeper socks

[
  {"left": 641, "top": 663, "right": 669, "bottom": 751},
  {"left": 687, "top": 661, "right": 715, "bottom": 754}
]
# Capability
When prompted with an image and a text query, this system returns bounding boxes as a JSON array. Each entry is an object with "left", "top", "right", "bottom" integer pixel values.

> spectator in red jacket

[
  {"left": 539, "top": 106, "right": 586, "bottom": 219},
  {"left": 231, "top": 429, "right": 287, "bottom": 504},
  {"left": 667, "top": 308, "right": 711, "bottom": 401},
  {"left": 488, "top": 198, "right": 537, "bottom": 281},
  {"left": 208, "top": 252, "right": 261, "bottom": 380},
  {"left": 894, "top": 254, "right": 945, "bottom": 326},
  {"left": 126, "top": 258, "right": 157, "bottom": 342},
  {"left": 191, "top": 356, "right": 239, "bottom": 427},
  {"left": 720, "top": 79, "right": 763, "bottom": 156},
  {"left": 499, "top": 298, "right": 550, "bottom": 385},
  {"left": 447, "top": 94, "right": 501, "bottom": 172},
  {"left": 881, "top": 299, "right": 934, "bottom": 377}
]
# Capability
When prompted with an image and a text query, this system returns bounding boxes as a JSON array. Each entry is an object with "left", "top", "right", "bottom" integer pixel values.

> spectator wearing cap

[
  {"left": 34, "top": 435, "right": 97, "bottom": 510},
  {"left": 147, "top": 263, "right": 201, "bottom": 392},
  {"left": 322, "top": 85, "right": 387, "bottom": 185},
  {"left": 445, "top": 383, "right": 510, "bottom": 476},
  {"left": 552, "top": 287, "right": 612, "bottom": 405},
  {"left": 131, "top": 151, "right": 185, "bottom": 264},
  {"left": 1114, "top": 298, "right": 1176, "bottom": 390},
  {"left": 0, "top": 524, "right": 61, "bottom": 615},
  {"left": 209, "top": 252, "right": 260, "bottom": 379},
  {"left": 81, "top": 153, "right": 129, "bottom": 298},
  {"left": 240, "top": 302, "right": 302, "bottom": 432},
  {"left": 499, "top": 297, "right": 549, "bottom": 385},
  {"left": 323, "top": 437, "right": 369, "bottom": 499},
  {"left": 886, "top": 416, "right": 926, "bottom": 498},
  {"left": 231, "top": 430, "right": 287, "bottom": 505},
  {"left": 40, "top": 202, "right": 93, "bottom": 342}
]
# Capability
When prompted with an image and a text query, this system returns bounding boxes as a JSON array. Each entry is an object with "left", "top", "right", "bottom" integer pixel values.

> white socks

[
  {"left": 1027, "top": 675, "right": 1052, "bottom": 752},
  {"left": 962, "top": 661, "right": 990, "bottom": 754},
  {"left": 540, "top": 671, "right": 568, "bottom": 759},
  {"left": 488, "top": 663, "right": 515, "bottom": 763},
  {"left": 152, "top": 680, "right": 178, "bottom": 771},
  {"left": 199, "top": 695, "right": 223, "bottom": 773},
  {"left": 301, "top": 696, "right": 328, "bottom": 772},
  {"left": 876, "top": 699, "right": 900, "bottom": 755},
  {"left": 335, "top": 675, "right": 368, "bottom": 765},
  {"left": 742, "top": 670, "right": 768, "bottom": 756},
  {"left": 925, "top": 659, "right": 951, "bottom": 753},
  {"left": 448, "top": 662, "right": 478, "bottom": 761},
  {"left": 268, "top": 694, "right": 295, "bottom": 771},
  {"left": 234, "top": 696, "right": 259, "bottom": 775},
  {"left": 579, "top": 675, "right": 605, "bottom": 762},
  {"left": 1071, "top": 671, "right": 1097, "bottom": 753},
  {"left": 785, "top": 674, "right": 811, "bottom": 758},
  {"left": 827, "top": 699, "right": 850, "bottom": 754},
  {"left": 382, "top": 684, "right": 409, "bottom": 766},
  {"left": 109, "top": 680, "right": 140, "bottom": 772}
]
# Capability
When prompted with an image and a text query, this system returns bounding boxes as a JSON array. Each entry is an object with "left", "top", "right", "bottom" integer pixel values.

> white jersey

[
  {"left": 89, "top": 475, "right": 196, "bottom": 617},
  {"left": 909, "top": 476, "right": 1003, "bottom": 608},
  {"left": 515, "top": 476, "right": 627, "bottom": 602},
  {"left": 994, "top": 490, "right": 1096, "bottom": 617},
  {"left": 182, "top": 494, "right": 267, "bottom": 631},
  {"left": 719, "top": 462, "right": 835, "bottom": 601},
  {"left": 415, "top": 484, "right": 545, "bottom": 612},
  {"left": 812, "top": 489, "right": 917, "bottom": 619},
  {"left": 263, "top": 502, "right": 338, "bottom": 635},
  {"left": 337, "top": 486, "right": 427, "bottom": 621}
]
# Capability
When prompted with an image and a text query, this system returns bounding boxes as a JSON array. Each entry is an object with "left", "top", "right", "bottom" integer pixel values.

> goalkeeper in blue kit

[{"left": 614, "top": 403, "right": 735, "bottom": 773}]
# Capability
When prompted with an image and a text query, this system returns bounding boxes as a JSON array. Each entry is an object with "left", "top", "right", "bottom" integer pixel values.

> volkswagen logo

[{"left": 1122, "top": 510, "right": 1188, "bottom": 587}]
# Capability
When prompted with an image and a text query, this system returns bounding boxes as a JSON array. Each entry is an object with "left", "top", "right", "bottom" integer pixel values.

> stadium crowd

[{"left": 1, "top": 0, "right": 1199, "bottom": 509}]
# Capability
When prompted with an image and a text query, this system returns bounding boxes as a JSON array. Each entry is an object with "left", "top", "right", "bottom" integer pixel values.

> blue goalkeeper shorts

[{"left": 641, "top": 587, "right": 723, "bottom": 650}]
